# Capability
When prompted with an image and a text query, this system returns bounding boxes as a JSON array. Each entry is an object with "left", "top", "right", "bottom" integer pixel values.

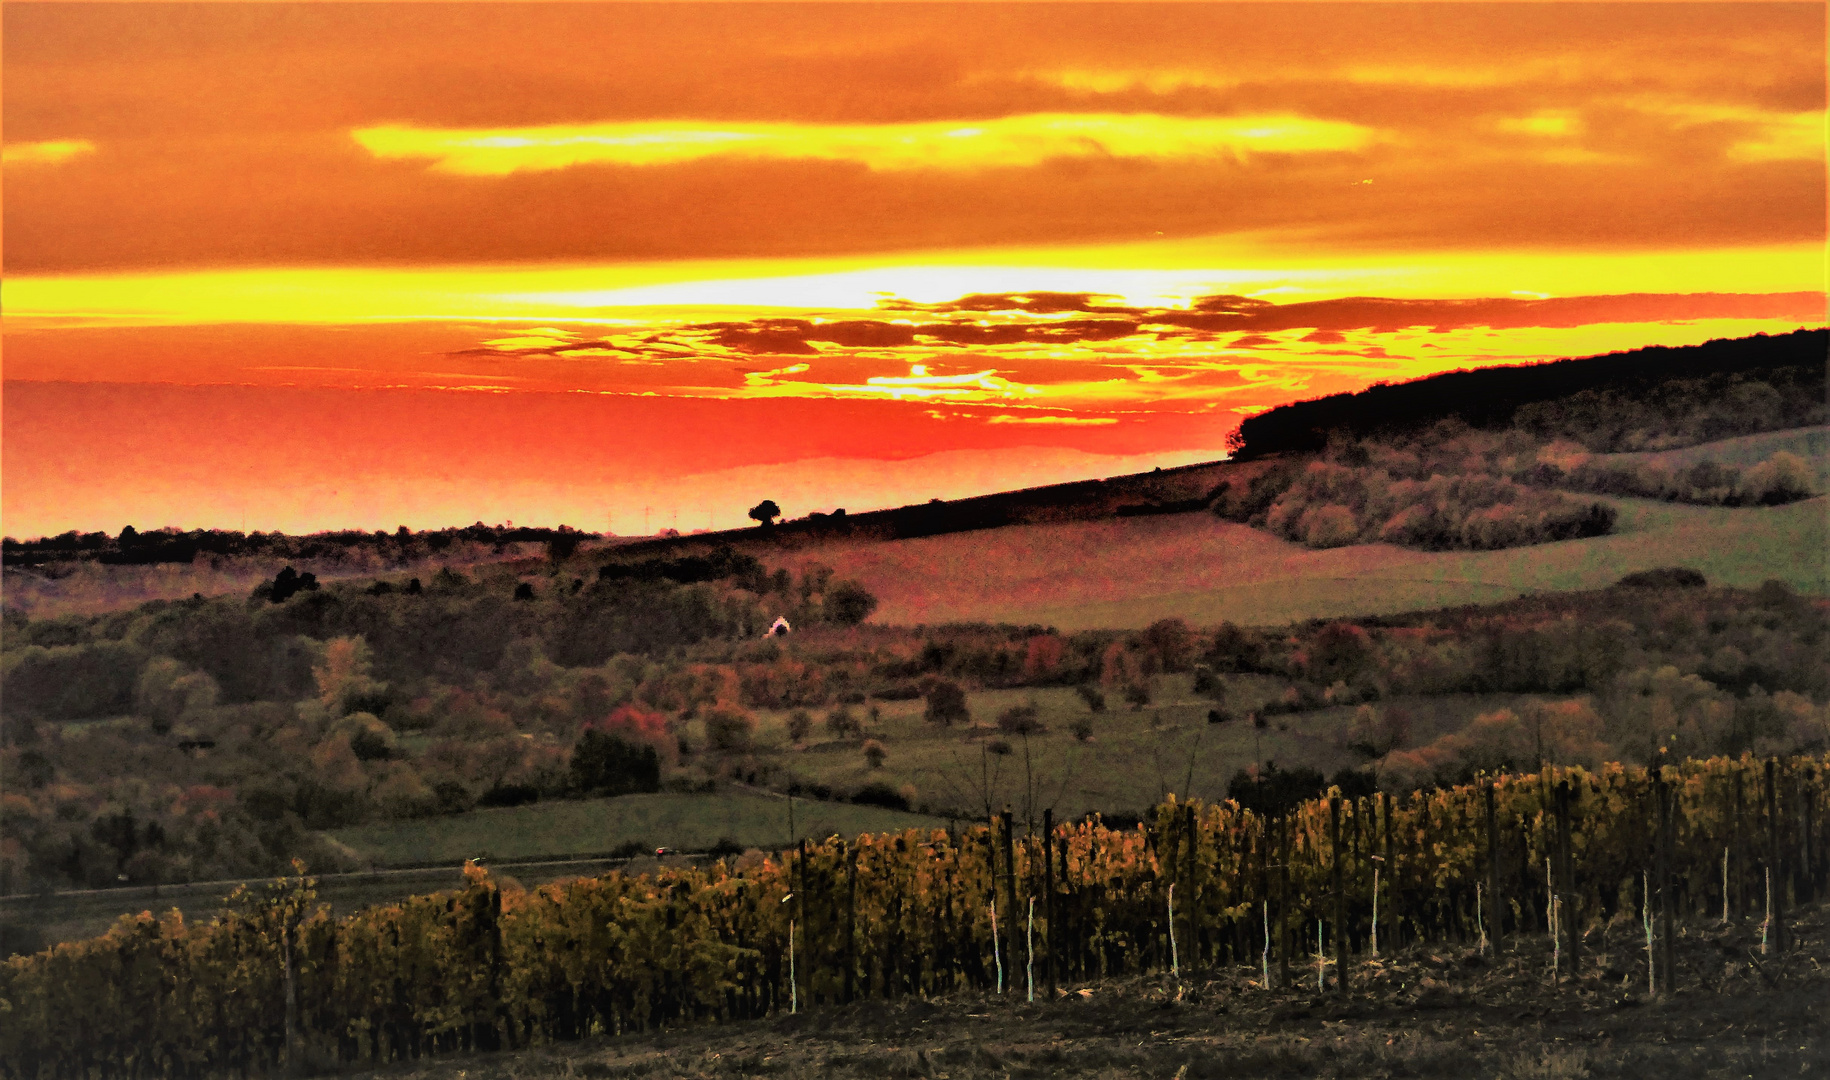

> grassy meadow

[
  {"left": 1600, "top": 423, "right": 1829, "bottom": 482},
  {"left": 706, "top": 675, "right": 1562, "bottom": 825},
  {"left": 782, "top": 491, "right": 1825, "bottom": 631}
]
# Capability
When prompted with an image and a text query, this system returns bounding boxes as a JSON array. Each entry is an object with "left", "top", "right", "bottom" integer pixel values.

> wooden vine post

[
  {"left": 1554, "top": 780, "right": 1578, "bottom": 975},
  {"left": 1802, "top": 767, "right": 1817, "bottom": 905},
  {"left": 1653, "top": 773, "right": 1675, "bottom": 985},
  {"left": 1732, "top": 770, "right": 1746, "bottom": 915},
  {"left": 1181, "top": 803, "right": 1197, "bottom": 969},
  {"left": 844, "top": 840, "right": 858, "bottom": 1004},
  {"left": 1083, "top": 827, "right": 1098, "bottom": 981},
  {"left": 1001, "top": 809, "right": 1020, "bottom": 993},
  {"left": 1329, "top": 794, "right": 1347, "bottom": 993},
  {"left": 1043, "top": 808, "right": 1056, "bottom": 998},
  {"left": 1278, "top": 813, "right": 1292, "bottom": 986},
  {"left": 1484, "top": 780, "right": 1503, "bottom": 944},
  {"left": 1764, "top": 759, "right": 1788, "bottom": 953},
  {"left": 1380, "top": 793, "right": 1395, "bottom": 949},
  {"left": 796, "top": 839, "right": 810, "bottom": 1007}
]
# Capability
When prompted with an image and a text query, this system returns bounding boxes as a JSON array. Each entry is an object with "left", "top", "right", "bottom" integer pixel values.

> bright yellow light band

[
  {"left": 351, "top": 112, "right": 1378, "bottom": 175},
  {"left": 2, "top": 140, "right": 97, "bottom": 167},
  {"left": 4, "top": 241, "right": 1821, "bottom": 329}
]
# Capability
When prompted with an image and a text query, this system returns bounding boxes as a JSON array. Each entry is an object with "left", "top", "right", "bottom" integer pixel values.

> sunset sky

[{"left": 4, "top": 2, "right": 1825, "bottom": 538}]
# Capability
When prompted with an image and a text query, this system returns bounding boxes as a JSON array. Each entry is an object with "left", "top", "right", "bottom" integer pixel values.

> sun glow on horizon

[{"left": 4, "top": 241, "right": 1822, "bottom": 330}]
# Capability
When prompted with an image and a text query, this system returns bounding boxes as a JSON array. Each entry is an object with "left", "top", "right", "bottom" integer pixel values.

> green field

[
  {"left": 786, "top": 491, "right": 1825, "bottom": 631},
  {"left": 330, "top": 791, "right": 950, "bottom": 867},
  {"left": 1600, "top": 424, "right": 1830, "bottom": 483},
  {"left": 721, "top": 675, "right": 1556, "bottom": 823}
]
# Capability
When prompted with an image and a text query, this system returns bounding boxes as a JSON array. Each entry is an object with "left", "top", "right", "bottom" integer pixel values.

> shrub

[
  {"left": 702, "top": 703, "right": 758, "bottom": 752},
  {"left": 1225, "top": 764, "right": 1326, "bottom": 817},
  {"left": 851, "top": 779, "right": 908, "bottom": 810},
  {"left": 431, "top": 780, "right": 474, "bottom": 815},
  {"left": 1075, "top": 684, "right": 1107, "bottom": 712},
  {"left": 1330, "top": 768, "right": 1379, "bottom": 800},
  {"left": 1123, "top": 682, "right": 1152, "bottom": 709},
  {"left": 477, "top": 783, "right": 539, "bottom": 808},
  {"left": 1737, "top": 450, "right": 1816, "bottom": 505},
  {"left": 822, "top": 580, "right": 880, "bottom": 626},
  {"left": 1300, "top": 504, "right": 1360, "bottom": 547},
  {"left": 584, "top": 703, "right": 674, "bottom": 759},
  {"left": 996, "top": 703, "right": 1045, "bottom": 735},
  {"left": 340, "top": 714, "right": 398, "bottom": 762},
  {"left": 1616, "top": 567, "right": 1708, "bottom": 590},
  {"left": 786, "top": 779, "right": 835, "bottom": 800},
  {"left": 786, "top": 709, "right": 813, "bottom": 744},
  {"left": 707, "top": 837, "right": 744, "bottom": 858},
  {"left": 569, "top": 729, "right": 663, "bottom": 796},
  {"left": 986, "top": 738, "right": 1013, "bottom": 756},
  {"left": 1070, "top": 718, "right": 1094, "bottom": 742},
  {"left": 1344, "top": 704, "right": 1411, "bottom": 757},
  {"left": 861, "top": 738, "right": 887, "bottom": 769},
  {"left": 1140, "top": 618, "right": 1194, "bottom": 673},
  {"left": 923, "top": 679, "right": 970, "bottom": 727},
  {"left": 826, "top": 705, "right": 861, "bottom": 739}
]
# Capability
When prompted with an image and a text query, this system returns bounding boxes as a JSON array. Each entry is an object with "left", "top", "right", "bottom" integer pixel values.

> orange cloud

[{"left": 4, "top": 4, "right": 1820, "bottom": 272}]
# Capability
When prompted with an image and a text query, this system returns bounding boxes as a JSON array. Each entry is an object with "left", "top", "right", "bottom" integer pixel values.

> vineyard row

[{"left": 1, "top": 753, "right": 1824, "bottom": 1079}]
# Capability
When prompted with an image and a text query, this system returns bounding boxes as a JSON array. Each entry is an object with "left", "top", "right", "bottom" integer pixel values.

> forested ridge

[
  {"left": 1231, "top": 328, "right": 1827, "bottom": 459},
  {"left": 1209, "top": 330, "right": 1824, "bottom": 551}
]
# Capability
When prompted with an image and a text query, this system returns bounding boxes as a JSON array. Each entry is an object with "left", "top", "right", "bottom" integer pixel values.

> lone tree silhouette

[{"left": 748, "top": 499, "right": 782, "bottom": 529}]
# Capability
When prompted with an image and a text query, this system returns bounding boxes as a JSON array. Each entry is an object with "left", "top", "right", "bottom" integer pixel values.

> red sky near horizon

[{"left": 3, "top": 3, "right": 1825, "bottom": 539}]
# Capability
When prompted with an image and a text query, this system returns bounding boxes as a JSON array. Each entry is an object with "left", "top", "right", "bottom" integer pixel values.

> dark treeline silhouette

[
  {"left": 1232, "top": 328, "right": 1827, "bottom": 459},
  {"left": 595, "top": 548, "right": 766, "bottom": 587},
  {"left": 1, "top": 523, "right": 594, "bottom": 568}
]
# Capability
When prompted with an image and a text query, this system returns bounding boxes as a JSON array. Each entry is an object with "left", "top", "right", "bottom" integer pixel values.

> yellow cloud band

[
  {"left": 2, "top": 140, "right": 96, "bottom": 167},
  {"left": 351, "top": 113, "right": 1377, "bottom": 175}
]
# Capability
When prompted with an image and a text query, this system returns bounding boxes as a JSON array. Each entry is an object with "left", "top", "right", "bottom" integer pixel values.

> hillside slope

[{"left": 782, "top": 491, "right": 1825, "bottom": 630}]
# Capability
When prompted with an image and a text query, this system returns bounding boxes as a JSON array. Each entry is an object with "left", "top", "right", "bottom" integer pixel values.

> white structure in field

[{"left": 767, "top": 616, "right": 792, "bottom": 636}]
